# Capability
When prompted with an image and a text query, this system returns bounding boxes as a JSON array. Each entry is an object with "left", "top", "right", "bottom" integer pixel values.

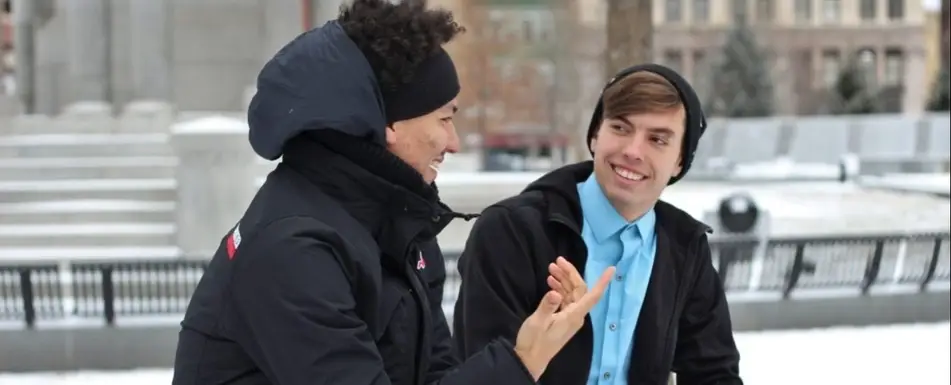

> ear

[
  {"left": 672, "top": 154, "right": 684, "bottom": 177},
  {"left": 385, "top": 124, "right": 398, "bottom": 146}
]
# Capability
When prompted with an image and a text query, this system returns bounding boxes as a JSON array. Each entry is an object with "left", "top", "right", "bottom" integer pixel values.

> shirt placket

[
  {"left": 600, "top": 227, "right": 639, "bottom": 384},
  {"left": 617, "top": 228, "right": 643, "bottom": 366}
]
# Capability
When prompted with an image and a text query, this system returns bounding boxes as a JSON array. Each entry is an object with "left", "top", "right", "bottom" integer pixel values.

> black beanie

[
  {"left": 361, "top": 47, "right": 461, "bottom": 124},
  {"left": 586, "top": 64, "right": 707, "bottom": 185}
]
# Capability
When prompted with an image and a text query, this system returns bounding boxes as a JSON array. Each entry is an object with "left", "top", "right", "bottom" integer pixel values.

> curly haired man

[{"left": 171, "top": 1, "right": 613, "bottom": 384}]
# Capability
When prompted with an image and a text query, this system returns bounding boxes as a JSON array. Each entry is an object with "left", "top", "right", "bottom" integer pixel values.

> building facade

[
  {"left": 942, "top": 0, "right": 949, "bottom": 70},
  {"left": 652, "top": 0, "right": 929, "bottom": 114}
]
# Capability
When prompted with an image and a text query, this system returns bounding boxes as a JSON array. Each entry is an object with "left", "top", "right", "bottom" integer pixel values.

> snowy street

[{"left": 1, "top": 322, "right": 948, "bottom": 385}]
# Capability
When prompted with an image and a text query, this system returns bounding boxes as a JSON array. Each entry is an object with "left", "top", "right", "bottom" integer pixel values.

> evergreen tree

[
  {"left": 926, "top": 65, "right": 950, "bottom": 112},
  {"left": 829, "top": 55, "right": 879, "bottom": 114},
  {"left": 706, "top": 20, "right": 774, "bottom": 117}
]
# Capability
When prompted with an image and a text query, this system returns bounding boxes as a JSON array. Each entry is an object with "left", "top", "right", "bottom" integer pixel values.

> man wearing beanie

[
  {"left": 171, "top": 1, "right": 614, "bottom": 384},
  {"left": 453, "top": 65, "right": 744, "bottom": 385}
]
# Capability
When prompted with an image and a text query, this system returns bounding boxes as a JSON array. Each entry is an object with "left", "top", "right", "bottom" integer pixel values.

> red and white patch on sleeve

[
  {"left": 416, "top": 250, "right": 427, "bottom": 270},
  {"left": 226, "top": 223, "right": 242, "bottom": 260}
]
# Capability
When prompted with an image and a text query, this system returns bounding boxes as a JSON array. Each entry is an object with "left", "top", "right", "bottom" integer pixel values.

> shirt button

[
  {"left": 616, "top": 274, "right": 623, "bottom": 282},
  {"left": 609, "top": 323, "right": 617, "bottom": 331},
  {"left": 603, "top": 372, "right": 612, "bottom": 380}
]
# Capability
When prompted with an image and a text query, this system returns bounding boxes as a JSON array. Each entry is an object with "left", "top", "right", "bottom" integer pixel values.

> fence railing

[{"left": 1, "top": 232, "right": 948, "bottom": 329}]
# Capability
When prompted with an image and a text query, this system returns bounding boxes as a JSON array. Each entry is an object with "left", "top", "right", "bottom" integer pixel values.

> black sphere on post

[{"left": 717, "top": 192, "right": 759, "bottom": 233}]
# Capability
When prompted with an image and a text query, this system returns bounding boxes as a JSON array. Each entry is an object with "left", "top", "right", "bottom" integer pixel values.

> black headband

[{"left": 372, "top": 48, "right": 460, "bottom": 124}]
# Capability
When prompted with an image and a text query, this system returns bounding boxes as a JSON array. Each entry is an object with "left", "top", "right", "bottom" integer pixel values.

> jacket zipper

[{"left": 404, "top": 249, "right": 432, "bottom": 385}]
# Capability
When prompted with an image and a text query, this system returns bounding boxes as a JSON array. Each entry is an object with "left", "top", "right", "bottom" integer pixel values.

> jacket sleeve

[
  {"left": 672, "top": 236, "right": 744, "bottom": 385},
  {"left": 452, "top": 206, "right": 541, "bottom": 359},
  {"left": 229, "top": 217, "right": 535, "bottom": 385}
]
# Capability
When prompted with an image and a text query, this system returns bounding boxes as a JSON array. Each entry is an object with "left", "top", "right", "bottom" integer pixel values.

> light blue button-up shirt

[{"left": 577, "top": 173, "right": 657, "bottom": 385}]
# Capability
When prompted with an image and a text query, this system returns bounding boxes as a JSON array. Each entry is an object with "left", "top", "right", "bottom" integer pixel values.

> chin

[{"left": 421, "top": 169, "right": 437, "bottom": 184}]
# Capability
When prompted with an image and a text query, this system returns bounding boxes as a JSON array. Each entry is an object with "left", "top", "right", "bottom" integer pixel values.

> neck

[{"left": 612, "top": 200, "right": 653, "bottom": 223}]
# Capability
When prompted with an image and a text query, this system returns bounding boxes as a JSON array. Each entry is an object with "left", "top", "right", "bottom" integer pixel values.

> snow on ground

[{"left": 0, "top": 322, "right": 947, "bottom": 385}]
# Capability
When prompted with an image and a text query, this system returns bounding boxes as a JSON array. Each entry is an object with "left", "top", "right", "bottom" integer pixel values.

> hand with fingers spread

[
  {"left": 546, "top": 257, "right": 589, "bottom": 310},
  {"left": 512, "top": 265, "right": 616, "bottom": 381}
]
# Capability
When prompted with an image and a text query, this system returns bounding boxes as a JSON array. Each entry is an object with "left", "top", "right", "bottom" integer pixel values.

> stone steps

[
  {"left": 0, "top": 133, "right": 172, "bottom": 158},
  {"left": 0, "top": 246, "right": 181, "bottom": 264},
  {"left": 0, "top": 157, "right": 176, "bottom": 179},
  {"left": 0, "top": 200, "right": 174, "bottom": 224},
  {"left": 0, "top": 223, "right": 176, "bottom": 248},
  {"left": 0, "top": 179, "right": 176, "bottom": 202}
]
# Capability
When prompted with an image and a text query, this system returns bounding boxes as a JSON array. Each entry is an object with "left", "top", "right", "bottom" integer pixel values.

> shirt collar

[{"left": 577, "top": 173, "right": 656, "bottom": 243}]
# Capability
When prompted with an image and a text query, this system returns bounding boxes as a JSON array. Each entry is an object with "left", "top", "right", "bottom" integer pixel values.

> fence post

[
  {"left": 19, "top": 269, "right": 35, "bottom": 329},
  {"left": 101, "top": 265, "right": 116, "bottom": 326},
  {"left": 783, "top": 243, "right": 806, "bottom": 299},
  {"left": 861, "top": 240, "right": 885, "bottom": 295},
  {"left": 920, "top": 237, "right": 944, "bottom": 292}
]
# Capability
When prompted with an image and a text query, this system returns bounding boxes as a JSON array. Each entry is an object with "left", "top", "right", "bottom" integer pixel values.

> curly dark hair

[{"left": 337, "top": 0, "right": 465, "bottom": 92}]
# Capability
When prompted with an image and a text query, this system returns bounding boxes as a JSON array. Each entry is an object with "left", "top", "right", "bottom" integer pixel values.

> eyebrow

[{"left": 614, "top": 116, "right": 676, "bottom": 137}]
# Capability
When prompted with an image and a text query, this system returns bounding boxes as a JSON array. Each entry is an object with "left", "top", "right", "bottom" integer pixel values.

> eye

[
  {"left": 651, "top": 136, "right": 669, "bottom": 146},
  {"left": 611, "top": 124, "right": 629, "bottom": 134},
  {"left": 440, "top": 117, "right": 453, "bottom": 123}
]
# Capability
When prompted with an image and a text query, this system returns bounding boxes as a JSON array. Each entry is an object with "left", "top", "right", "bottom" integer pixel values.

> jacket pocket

[{"left": 376, "top": 277, "right": 419, "bottom": 384}]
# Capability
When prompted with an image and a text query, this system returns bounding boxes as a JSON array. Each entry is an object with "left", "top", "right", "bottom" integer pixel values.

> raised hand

[
  {"left": 545, "top": 256, "right": 588, "bottom": 309},
  {"left": 512, "top": 265, "right": 615, "bottom": 381}
]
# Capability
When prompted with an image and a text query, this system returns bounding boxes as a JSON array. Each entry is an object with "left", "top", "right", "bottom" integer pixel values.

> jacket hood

[{"left": 247, "top": 21, "right": 386, "bottom": 161}]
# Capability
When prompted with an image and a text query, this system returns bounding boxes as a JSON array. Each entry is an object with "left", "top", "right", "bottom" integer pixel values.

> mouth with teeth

[
  {"left": 611, "top": 164, "right": 647, "bottom": 182},
  {"left": 429, "top": 157, "right": 444, "bottom": 173}
]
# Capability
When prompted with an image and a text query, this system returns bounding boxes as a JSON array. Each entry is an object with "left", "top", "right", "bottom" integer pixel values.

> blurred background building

[{"left": 1, "top": 0, "right": 947, "bottom": 169}]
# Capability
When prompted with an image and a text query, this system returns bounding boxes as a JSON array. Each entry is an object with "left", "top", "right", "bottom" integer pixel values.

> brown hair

[{"left": 601, "top": 71, "right": 683, "bottom": 120}]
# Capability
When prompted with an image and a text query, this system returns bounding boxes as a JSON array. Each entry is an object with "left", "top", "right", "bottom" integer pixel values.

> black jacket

[
  {"left": 172, "top": 20, "right": 534, "bottom": 385},
  {"left": 452, "top": 162, "right": 743, "bottom": 385}
]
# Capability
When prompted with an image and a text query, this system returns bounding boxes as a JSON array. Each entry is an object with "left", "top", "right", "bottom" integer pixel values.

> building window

[
  {"left": 693, "top": 0, "right": 710, "bottom": 23},
  {"left": 794, "top": 0, "right": 812, "bottom": 23},
  {"left": 887, "top": 0, "right": 904, "bottom": 20},
  {"left": 859, "top": 0, "right": 876, "bottom": 21},
  {"left": 664, "top": 50, "right": 684, "bottom": 74},
  {"left": 732, "top": 0, "right": 748, "bottom": 23},
  {"left": 692, "top": 50, "right": 709, "bottom": 100},
  {"left": 822, "top": 0, "right": 841, "bottom": 23},
  {"left": 665, "top": 0, "right": 682, "bottom": 22},
  {"left": 522, "top": 19, "right": 534, "bottom": 41},
  {"left": 884, "top": 49, "right": 903, "bottom": 85},
  {"left": 856, "top": 48, "right": 877, "bottom": 86},
  {"left": 755, "top": 0, "right": 773, "bottom": 23},
  {"left": 822, "top": 50, "right": 841, "bottom": 87}
]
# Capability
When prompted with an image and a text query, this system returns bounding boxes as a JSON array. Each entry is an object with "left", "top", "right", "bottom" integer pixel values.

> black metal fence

[{"left": 1, "top": 232, "right": 948, "bottom": 329}]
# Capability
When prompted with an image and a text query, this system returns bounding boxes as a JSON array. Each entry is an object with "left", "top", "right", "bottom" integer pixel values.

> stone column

[
  {"left": 263, "top": 0, "right": 305, "bottom": 62},
  {"left": 128, "top": 0, "right": 170, "bottom": 100},
  {"left": 171, "top": 116, "right": 260, "bottom": 259},
  {"left": 65, "top": 0, "right": 111, "bottom": 103}
]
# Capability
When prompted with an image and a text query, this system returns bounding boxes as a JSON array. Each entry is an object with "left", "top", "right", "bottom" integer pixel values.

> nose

[
  {"left": 445, "top": 124, "right": 461, "bottom": 154},
  {"left": 620, "top": 132, "right": 649, "bottom": 161}
]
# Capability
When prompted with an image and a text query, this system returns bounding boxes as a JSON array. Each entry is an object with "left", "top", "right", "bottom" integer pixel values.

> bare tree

[
  {"left": 567, "top": 0, "right": 653, "bottom": 161},
  {"left": 549, "top": 0, "right": 582, "bottom": 165},
  {"left": 605, "top": 0, "right": 652, "bottom": 77}
]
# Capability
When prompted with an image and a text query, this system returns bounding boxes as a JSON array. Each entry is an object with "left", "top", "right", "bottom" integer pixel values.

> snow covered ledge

[{"left": 170, "top": 115, "right": 259, "bottom": 259}]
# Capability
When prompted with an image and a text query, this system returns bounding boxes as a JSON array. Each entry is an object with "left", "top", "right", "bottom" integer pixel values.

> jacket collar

[{"left": 280, "top": 131, "right": 467, "bottom": 264}]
